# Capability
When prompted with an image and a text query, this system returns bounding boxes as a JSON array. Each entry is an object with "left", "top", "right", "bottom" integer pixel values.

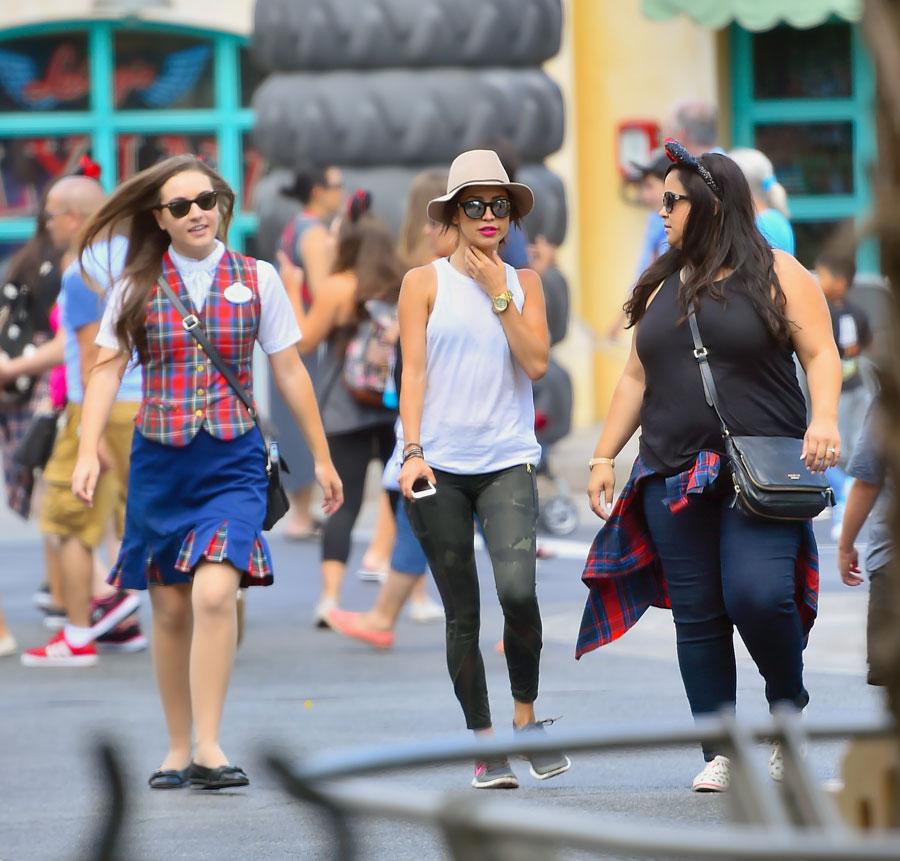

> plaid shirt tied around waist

[
  {"left": 575, "top": 451, "right": 819, "bottom": 659},
  {"left": 136, "top": 250, "right": 260, "bottom": 447}
]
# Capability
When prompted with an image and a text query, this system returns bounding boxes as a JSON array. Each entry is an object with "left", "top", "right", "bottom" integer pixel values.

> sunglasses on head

[
  {"left": 459, "top": 197, "right": 512, "bottom": 220},
  {"left": 662, "top": 191, "right": 690, "bottom": 214},
  {"left": 155, "top": 190, "right": 218, "bottom": 219}
]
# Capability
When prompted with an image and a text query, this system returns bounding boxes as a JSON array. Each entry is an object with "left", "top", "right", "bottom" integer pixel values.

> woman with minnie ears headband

[
  {"left": 579, "top": 139, "right": 840, "bottom": 792},
  {"left": 398, "top": 149, "right": 570, "bottom": 790},
  {"left": 71, "top": 155, "right": 342, "bottom": 790}
]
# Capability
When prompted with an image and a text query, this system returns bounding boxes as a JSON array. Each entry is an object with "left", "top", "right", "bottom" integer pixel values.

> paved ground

[{"left": 0, "top": 427, "right": 887, "bottom": 860}]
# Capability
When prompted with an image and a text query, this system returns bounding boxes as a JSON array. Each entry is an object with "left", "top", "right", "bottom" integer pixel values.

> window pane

[
  {"left": 0, "top": 33, "right": 90, "bottom": 111},
  {"left": 754, "top": 122, "right": 854, "bottom": 196},
  {"left": 0, "top": 136, "right": 91, "bottom": 217},
  {"left": 240, "top": 46, "right": 267, "bottom": 108},
  {"left": 114, "top": 33, "right": 213, "bottom": 109},
  {"left": 242, "top": 132, "right": 268, "bottom": 211},
  {"left": 793, "top": 221, "right": 840, "bottom": 268},
  {"left": 117, "top": 133, "right": 218, "bottom": 181},
  {"left": 752, "top": 24, "right": 851, "bottom": 100}
]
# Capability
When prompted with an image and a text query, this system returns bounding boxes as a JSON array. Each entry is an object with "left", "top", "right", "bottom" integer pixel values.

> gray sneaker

[
  {"left": 471, "top": 757, "right": 519, "bottom": 789},
  {"left": 513, "top": 719, "right": 571, "bottom": 780}
]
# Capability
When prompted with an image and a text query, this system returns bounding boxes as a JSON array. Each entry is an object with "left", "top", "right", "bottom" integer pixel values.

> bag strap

[
  {"left": 687, "top": 306, "right": 730, "bottom": 436},
  {"left": 155, "top": 275, "right": 261, "bottom": 430}
]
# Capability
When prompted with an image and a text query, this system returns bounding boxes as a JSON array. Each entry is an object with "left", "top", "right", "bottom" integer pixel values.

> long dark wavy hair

[
  {"left": 624, "top": 152, "right": 792, "bottom": 341},
  {"left": 333, "top": 191, "right": 404, "bottom": 308},
  {"left": 78, "top": 155, "right": 235, "bottom": 363}
]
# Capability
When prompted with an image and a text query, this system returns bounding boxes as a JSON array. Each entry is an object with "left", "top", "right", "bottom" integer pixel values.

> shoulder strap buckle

[
  {"left": 693, "top": 346, "right": 708, "bottom": 360},
  {"left": 182, "top": 314, "right": 200, "bottom": 331}
]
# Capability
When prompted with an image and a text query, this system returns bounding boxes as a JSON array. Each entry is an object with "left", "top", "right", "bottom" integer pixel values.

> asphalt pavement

[{"left": 0, "top": 428, "right": 887, "bottom": 860}]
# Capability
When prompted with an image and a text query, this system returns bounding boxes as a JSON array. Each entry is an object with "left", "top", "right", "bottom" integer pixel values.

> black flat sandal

[
  {"left": 188, "top": 763, "right": 250, "bottom": 790},
  {"left": 148, "top": 768, "right": 190, "bottom": 789}
]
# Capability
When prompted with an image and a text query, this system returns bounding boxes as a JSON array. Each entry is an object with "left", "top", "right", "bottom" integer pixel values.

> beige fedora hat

[{"left": 426, "top": 149, "right": 534, "bottom": 221}]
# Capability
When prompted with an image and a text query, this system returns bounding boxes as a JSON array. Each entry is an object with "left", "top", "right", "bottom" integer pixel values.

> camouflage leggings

[{"left": 406, "top": 463, "right": 542, "bottom": 730}]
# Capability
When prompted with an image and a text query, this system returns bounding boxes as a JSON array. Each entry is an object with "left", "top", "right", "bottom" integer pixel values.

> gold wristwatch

[{"left": 491, "top": 289, "right": 514, "bottom": 314}]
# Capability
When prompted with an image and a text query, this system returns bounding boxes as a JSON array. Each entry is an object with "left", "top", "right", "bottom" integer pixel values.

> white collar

[{"left": 168, "top": 240, "right": 225, "bottom": 276}]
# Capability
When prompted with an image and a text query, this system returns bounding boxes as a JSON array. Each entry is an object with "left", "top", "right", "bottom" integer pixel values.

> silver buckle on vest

[
  {"left": 693, "top": 346, "right": 708, "bottom": 359},
  {"left": 182, "top": 314, "right": 200, "bottom": 331}
]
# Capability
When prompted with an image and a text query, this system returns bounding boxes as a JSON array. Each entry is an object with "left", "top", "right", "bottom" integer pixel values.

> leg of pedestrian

[
  {"left": 189, "top": 561, "right": 244, "bottom": 778},
  {"left": 148, "top": 583, "right": 193, "bottom": 789}
]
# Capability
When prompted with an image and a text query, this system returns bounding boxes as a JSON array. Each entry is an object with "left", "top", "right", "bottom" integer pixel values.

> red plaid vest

[{"left": 136, "top": 250, "right": 260, "bottom": 447}]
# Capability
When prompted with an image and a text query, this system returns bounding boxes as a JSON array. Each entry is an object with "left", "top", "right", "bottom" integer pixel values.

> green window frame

[
  {"left": 730, "top": 21, "right": 877, "bottom": 271},
  {"left": 0, "top": 20, "right": 257, "bottom": 250}
]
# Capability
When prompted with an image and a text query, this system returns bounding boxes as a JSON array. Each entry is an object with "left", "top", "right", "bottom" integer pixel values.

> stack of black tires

[{"left": 250, "top": 0, "right": 576, "bottom": 532}]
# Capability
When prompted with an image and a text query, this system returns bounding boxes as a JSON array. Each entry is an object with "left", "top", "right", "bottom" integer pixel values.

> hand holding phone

[{"left": 411, "top": 477, "right": 436, "bottom": 499}]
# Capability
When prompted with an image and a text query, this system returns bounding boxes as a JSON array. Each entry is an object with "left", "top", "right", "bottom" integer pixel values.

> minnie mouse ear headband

[
  {"left": 347, "top": 189, "right": 372, "bottom": 222},
  {"left": 664, "top": 138, "right": 721, "bottom": 198},
  {"left": 75, "top": 154, "right": 101, "bottom": 180}
]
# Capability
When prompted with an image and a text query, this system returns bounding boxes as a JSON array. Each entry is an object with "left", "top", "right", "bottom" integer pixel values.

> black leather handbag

[
  {"left": 13, "top": 411, "right": 60, "bottom": 471},
  {"left": 688, "top": 308, "right": 834, "bottom": 521},
  {"left": 156, "top": 278, "right": 290, "bottom": 531}
]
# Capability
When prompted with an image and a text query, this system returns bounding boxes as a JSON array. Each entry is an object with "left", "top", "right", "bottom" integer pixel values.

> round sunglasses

[
  {"left": 458, "top": 197, "right": 512, "bottom": 220},
  {"left": 155, "top": 190, "right": 218, "bottom": 220},
  {"left": 662, "top": 191, "right": 690, "bottom": 214}
]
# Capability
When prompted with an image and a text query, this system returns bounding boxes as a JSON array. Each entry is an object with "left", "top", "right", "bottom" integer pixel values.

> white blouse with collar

[{"left": 96, "top": 240, "right": 301, "bottom": 355}]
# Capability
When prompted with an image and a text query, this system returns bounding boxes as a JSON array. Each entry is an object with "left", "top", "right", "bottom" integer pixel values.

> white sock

[{"left": 64, "top": 624, "right": 93, "bottom": 648}]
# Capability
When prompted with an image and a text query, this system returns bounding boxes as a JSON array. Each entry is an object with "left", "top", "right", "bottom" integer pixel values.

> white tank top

[{"left": 418, "top": 257, "right": 542, "bottom": 474}]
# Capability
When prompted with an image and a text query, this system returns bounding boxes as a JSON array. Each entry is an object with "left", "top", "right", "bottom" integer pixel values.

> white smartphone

[{"left": 411, "top": 477, "right": 437, "bottom": 499}]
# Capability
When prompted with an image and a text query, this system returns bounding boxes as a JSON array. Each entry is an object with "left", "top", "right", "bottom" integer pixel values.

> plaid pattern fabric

[
  {"left": 136, "top": 250, "right": 260, "bottom": 447},
  {"left": 575, "top": 451, "right": 819, "bottom": 659},
  {"left": 175, "top": 522, "right": 272, "bottom": 581}
]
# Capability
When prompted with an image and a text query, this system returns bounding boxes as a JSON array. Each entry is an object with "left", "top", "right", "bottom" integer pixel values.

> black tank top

[{"left": 636, "top": 272, "right": 807, "bottom": 476}]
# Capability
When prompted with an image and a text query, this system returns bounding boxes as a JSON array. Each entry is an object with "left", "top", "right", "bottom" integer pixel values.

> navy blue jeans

[{"left": 641, "top": 476, "right": 809, "bottom": 759}]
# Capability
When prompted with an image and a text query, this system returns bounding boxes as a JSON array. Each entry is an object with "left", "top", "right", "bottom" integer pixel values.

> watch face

[{"left": 493, "top": 294, "right": 509, "bottom": 311}]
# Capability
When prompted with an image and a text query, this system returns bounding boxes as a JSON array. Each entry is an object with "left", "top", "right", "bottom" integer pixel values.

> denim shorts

[{"left": 391, "top": 495, "right": 428, "bottom": 576}]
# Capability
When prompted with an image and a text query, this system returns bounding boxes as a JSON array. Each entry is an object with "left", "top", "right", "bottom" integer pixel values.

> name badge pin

[{"left": 224, "top": 282, "right": 252, "bottom": 304}]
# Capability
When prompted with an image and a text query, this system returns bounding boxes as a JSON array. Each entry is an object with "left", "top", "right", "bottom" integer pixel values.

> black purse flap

[{"left": 728, "top": 435, "right": 830, "bottom": 492}]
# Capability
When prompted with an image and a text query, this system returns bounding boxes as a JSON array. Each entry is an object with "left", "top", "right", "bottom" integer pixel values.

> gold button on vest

[
  {"left": 197, "top": 388, "right": 205, "bottom": 396},
  {"left": 195, "top": 409, "right": 204, "bottom": 418}
]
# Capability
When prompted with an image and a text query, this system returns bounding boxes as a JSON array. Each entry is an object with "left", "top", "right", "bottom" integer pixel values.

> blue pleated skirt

[{"left": 110, "top": 427, "right": 274, "bottom": 590}]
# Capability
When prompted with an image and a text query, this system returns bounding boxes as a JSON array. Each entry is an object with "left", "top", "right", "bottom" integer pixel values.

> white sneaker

[
  {"left": 692, "top": 755, "right": 730, "bottom": 792},
  {"left": 768, "top": 742, "right": 784, "bottom": 782},
  {"left": 314, "top": 597, "right": 338, "bottom": 629},
  {"left": 0, "top": 634, "right": 17, "bottom": 657},
  {"left": 408, "top": 596, "right": 444, "bottom": 623}
]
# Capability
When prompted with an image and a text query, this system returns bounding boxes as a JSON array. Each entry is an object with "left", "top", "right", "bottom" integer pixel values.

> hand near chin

[{"left": 464, "top": 246, "right": 506, "bottom": 298}]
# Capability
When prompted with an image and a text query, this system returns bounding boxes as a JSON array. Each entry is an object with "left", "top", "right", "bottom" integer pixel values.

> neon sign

[{"left": 0, "top": 42, "right": 212, "bottom": 110}]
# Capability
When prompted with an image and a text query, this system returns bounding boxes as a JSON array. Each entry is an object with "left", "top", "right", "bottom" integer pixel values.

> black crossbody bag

[
  {"left": 156, "top": 277, "right": 290, "bottom": 530},
  {"left": 688, "top": 308, "right": 834, "bottom": 521}
]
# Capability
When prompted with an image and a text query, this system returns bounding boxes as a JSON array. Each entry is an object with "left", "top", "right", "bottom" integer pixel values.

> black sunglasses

[
  {"left": 156, "top": 190, "right": 218, "bottom": 219},
  {"left": 662, "top": 191, "right": 690, "bottom": 214},
  {"left": 459, "top": 197, "right": 512, "bottom": 220}
]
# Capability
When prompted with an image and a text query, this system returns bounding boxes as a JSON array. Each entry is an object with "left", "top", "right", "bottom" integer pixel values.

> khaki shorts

[{"left": 40, "top": 402, "right": 138, "bottom": 547}]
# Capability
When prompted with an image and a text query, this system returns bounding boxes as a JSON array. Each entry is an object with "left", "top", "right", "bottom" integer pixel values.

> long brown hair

[
  {"left": 6, "top": 184, "right": 63, "bottom": 288},
  {"left": 333, "top": 197, "right": 404, "bottom": 308},
  {"left": 397, "top": 170, "right": 448, "bottom": 268},
  {"left": 78, "top": 155, "right": 235, "bottom": 363}
]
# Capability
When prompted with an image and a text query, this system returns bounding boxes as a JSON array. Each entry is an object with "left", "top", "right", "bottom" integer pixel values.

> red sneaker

[
  {"left": 21, "top": 631, "right": 98, "bottom": 667},
  {"left": 326, "top": 609, "right": 395, "bottom": 649}
]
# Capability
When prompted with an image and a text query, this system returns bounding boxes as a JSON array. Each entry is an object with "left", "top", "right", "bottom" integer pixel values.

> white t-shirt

[{"left": 96, "top": 240, "right": 301, "bottom": 355}]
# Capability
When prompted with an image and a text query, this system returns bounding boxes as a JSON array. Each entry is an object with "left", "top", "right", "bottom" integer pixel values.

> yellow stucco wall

[{"left": 570, "top": 0, "right": 720, "bottom": 419}]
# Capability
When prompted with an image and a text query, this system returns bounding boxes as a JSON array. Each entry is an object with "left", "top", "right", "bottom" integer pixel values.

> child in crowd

[
  {"left": 837, "top": 392, "right": 893, "bottom": 687},
  {"left": 815, "top": 248, "right": 872, "bottom": 536}
]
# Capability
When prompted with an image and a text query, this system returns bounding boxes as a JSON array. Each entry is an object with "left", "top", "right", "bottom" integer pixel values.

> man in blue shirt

[{"left": 22, "top": 177, "right": 144, "bottom": 667}]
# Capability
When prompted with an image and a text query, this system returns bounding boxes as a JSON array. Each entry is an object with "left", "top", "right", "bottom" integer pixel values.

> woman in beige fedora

[{"left": 397, "top": 149, "right": 570, "bottom": 789}]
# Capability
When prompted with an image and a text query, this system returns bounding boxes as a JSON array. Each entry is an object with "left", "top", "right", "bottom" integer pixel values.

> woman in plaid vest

[{"left": 70, "top": 155, "right": 343, "bottom": 791}]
